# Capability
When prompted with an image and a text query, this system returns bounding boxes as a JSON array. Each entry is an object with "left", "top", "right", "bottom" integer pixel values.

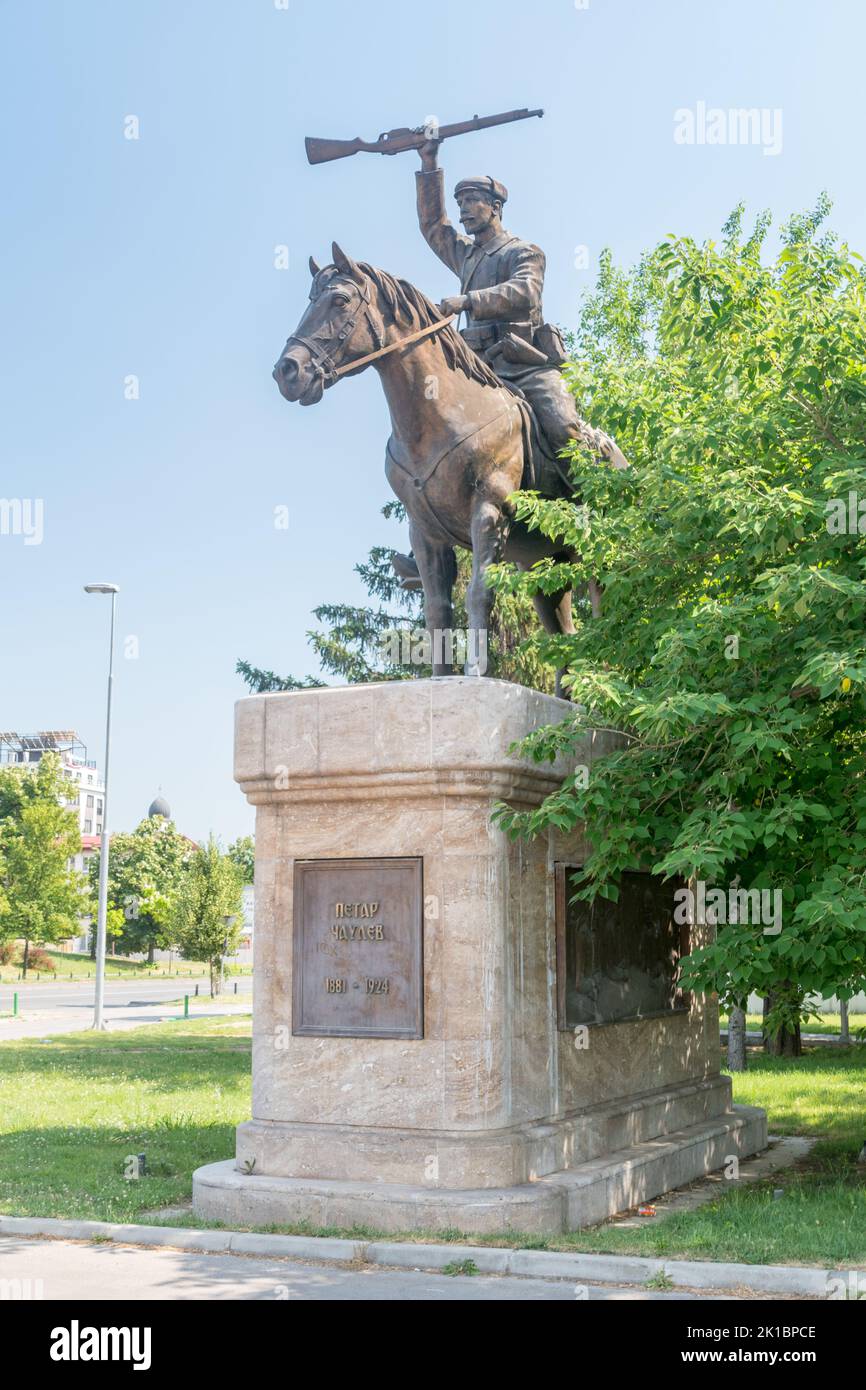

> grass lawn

[
  {"left": 0, "top": 951, "right": 252, "bottom": 985},
  {"left": 0, "top": 1017, "right": 251, "bottom": 1222},
  {"left": 555, "top": 1048, "right": 866, "bottom": 1267},
  {"left": 1, "top": 1017, "right": 863, "bottom": 1266}
]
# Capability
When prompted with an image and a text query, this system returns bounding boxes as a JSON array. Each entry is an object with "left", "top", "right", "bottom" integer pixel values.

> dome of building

[{"left": 148, "top": 795, "right": 171, "bottom": 820}]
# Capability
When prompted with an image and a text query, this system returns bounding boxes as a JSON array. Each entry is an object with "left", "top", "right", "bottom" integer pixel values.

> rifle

[{"left": 305, "top": 108, "right": 544, "bottom": 166}]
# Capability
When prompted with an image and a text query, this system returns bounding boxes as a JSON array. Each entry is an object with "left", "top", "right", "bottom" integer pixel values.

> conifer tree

[{"left": 238, "top": 502, "right": 553, "bottom": 694}]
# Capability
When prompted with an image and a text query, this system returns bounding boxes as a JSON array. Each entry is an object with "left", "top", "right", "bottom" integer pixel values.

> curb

[
  {"left": 361, "top": 1242, "right": 854, "bottom": 1295},
  {"left": 0, "top": 1217, "right": 360, "bottom": 1264},
  {"left": 0, "top": 1215, "right": 859, "bottom": 1296}
]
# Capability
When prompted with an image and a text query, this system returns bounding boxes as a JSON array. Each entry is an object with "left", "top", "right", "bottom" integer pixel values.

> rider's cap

[{"left": 454, "top": 175, "right": 508, "bottom": 206}]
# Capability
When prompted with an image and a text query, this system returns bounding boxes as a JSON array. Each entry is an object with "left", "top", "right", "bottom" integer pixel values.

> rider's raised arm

[
  {"left": 416, "top": 164, "right": 473, "bottom": 278},
  {"left": 465, "top": 243, "right": 545, "bottom": 321}
]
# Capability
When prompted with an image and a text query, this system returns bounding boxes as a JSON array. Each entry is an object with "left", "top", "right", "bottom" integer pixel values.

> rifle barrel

[{"left": 438, "top": 108, "right": 544, "bottom": 141}]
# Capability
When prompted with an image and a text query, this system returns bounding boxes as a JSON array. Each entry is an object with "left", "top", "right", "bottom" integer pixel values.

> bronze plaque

[
  {"left": 555, "top": 864, "right": 689, "bottom": 1029},
  {"left": 292, "top": 858, "right": 423, "bottom": 1038}
]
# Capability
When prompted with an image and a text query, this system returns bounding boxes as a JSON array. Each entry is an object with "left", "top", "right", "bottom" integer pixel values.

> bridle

[{"left": 283, "top": 272, "right": 454, "bottom": 388}]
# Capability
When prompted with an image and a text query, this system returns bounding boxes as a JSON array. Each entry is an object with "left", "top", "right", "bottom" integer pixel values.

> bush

[
  {"left": 25, "top": 947, "right": 56, "bottom": 973},
  {"left": 0, "top": 942, "right": 18, "bottom": 966}
]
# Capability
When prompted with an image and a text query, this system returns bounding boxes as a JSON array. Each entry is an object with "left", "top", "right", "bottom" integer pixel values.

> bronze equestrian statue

[{"left": 273, "top": 137, "right": 627, "bottom": 687}]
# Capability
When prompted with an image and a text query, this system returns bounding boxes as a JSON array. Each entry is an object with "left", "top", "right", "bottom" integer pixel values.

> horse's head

[{"left": 272, "top": 243, "right": 384, "bottom": 406}]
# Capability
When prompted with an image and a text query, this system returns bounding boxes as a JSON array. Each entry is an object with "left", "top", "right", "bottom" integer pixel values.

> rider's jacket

[{"left": 415, "top": 168, "right": 549, "bottom": 363}]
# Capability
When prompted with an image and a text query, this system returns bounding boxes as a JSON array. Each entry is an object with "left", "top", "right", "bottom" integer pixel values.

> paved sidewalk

[
  {"left": 721, "top": 1029, "right": 863, "bottom": 1048},
  {"left": 0, "top": 1234, "right": 713, "bottom": 1301},
  {"left": 0, "top": 999, "right": 250, "bottom": 1041}
]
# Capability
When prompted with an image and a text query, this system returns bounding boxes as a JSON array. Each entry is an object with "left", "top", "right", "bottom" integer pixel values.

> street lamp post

[{"left": 84, "top": 582, "right": 119, "bottom": 1030}]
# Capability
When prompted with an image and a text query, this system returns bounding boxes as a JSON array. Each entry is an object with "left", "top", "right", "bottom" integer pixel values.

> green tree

[
  {"left": 167, "top": 837, "right": 243, "bottom": 996},
  {"left": 89, "top": 816, "right": 192, "bottom": 962},
  {"left": 227, "top": 835, "right": 255, "bottom": 885},
  {"left": 492, "top": 197, "right": 866, "bottom": 1057},
  {"left": 0, "top": 754, "right": 87, "bottom": 975},
  {"left": 238, "top": 502, "right": 553, "bottom": 694}
]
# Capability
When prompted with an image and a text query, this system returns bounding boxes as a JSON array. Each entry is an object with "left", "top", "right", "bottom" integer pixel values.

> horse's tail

[{"left": 575, "top": 418, "right": 630, "bottom": 471}]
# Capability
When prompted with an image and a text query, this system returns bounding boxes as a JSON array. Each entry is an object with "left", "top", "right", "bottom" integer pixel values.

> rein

[{"left": 331, "top": 312, "right": 455, "bottom": 378}]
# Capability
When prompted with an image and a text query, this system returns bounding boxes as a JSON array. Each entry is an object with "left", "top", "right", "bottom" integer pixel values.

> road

[
  {"left": 0, "top": 1235, "right": 704, "bottom": 1301},
  {"left": 0, "top": 976, "right": 252, "bottom": 1040}
]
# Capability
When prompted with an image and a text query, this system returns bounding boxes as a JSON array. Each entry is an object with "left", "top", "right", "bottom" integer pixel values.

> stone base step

[
  {"left": 539, "top": 1105, "right": 767, "bottom": 1229},
  {"left": 235, "top": 1074, "right": 735, "bottom": 1189},
  {"left": 193, "top": 1104, "right": 767, "bottom": 1236}
]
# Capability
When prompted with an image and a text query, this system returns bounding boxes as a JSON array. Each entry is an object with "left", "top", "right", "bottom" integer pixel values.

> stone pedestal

[{"left": 193, "top": 679, "right": 766, "bottom": 1234}]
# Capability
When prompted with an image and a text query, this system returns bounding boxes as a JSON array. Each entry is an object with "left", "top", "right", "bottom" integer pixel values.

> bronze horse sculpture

[{"left": 273, "top": 243, "right": 615, "bottom": 686}]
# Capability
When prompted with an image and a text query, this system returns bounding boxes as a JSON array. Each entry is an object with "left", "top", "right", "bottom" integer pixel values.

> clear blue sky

[{"left": 1, "top": 0, "right": 864, "bottom": 843}]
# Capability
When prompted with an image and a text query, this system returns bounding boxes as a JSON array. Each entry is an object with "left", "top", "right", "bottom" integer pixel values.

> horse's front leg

[
  {"left": 409, "top": 524, "right": 457, "bottom": 677},
  {"left": 466, "top": 496, "right": 510, "bottom": 677}
]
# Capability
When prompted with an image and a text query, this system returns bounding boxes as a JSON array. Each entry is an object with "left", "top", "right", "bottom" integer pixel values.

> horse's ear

[
  {"left": 331, "top": 242, "right": 365, "bottom": 286},
  {"left": 309, "top": 255, "right": 322, "bottom": 277}
]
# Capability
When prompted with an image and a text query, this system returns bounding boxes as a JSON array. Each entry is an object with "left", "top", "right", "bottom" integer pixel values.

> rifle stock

[{"left": 305, "top": 136, "right": 366, "bottom": 165}]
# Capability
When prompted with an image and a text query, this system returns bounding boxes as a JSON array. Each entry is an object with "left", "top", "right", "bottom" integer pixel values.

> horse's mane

[{"left": 358, "top": 263, "right": 505, "bottom": 390}]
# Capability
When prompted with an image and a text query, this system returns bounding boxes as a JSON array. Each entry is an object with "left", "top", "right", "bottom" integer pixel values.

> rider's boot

[{"left": 391, "top": 551, "right": 423, "bottom": 591}]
